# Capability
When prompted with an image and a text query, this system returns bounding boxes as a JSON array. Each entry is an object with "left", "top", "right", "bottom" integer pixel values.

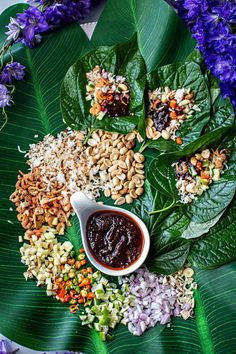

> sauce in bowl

[{"left": 86, "top": 210, "right": 143, "bottom": 269}]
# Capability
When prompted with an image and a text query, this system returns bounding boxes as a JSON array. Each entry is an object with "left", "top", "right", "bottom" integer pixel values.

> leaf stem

[
  {"left": 149, "top": 198, "right": 177, "bottom": 215},
  {"left": 139, "top": 140, "right": 148, "bottom": 153},
  {"left": 83, "top": 127, "right": 94, "bottom": 145}
]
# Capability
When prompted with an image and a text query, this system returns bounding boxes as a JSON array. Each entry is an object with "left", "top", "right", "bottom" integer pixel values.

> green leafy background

[{"left": 0, "top": 1, "right": 236, "bottom": 353}]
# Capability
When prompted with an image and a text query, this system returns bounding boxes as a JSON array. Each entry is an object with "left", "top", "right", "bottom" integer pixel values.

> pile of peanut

[{"left": 87, "top": 130, "right": 145, "bottom": 205}]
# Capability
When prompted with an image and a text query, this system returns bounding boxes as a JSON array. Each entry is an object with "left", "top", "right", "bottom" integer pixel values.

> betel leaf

[
  {"left": 189, "top": 198, "right": 236, "bottom": 269},
  {"left": 186, "top": 179, "right": 236, "bottom": 223},
  {"left": 181, "top": 209, "right": 225, "bottom": 239},
  {"left": 186, "top": 49, "right": 204, "bottom": 66},
  {"left": 146, "top": 209, "right": 191, "bottom": 274},
  {"left": 205, "top": 99, "right": 235, "bottom": 133},
  {"left": 146, "top": 61, "right": 210, "bottom": 150},
  {"left": 60, "top": 35, "right": 146, "bottom": 134},
  {"left": 202, "top": 72, "right": 235, "bottom": 133},
  {"left": 92, "top": 0, "right": 196, "bottom": 72},
  {"left": 130, "top": 180, "right": 174, "bottom": 234},
  {"left": 219, "top": 136, "right": 236, "bottom": 180},
  {"left": 186, "top": 49, "right": 221, "bottom": 108},
  {"left": 140, "top": 138, "right": 182, "bottom": 153},
  {"left": 147, "top": 240, "right": 190, "bottom": 275},
  {"left": 186, "top": 49, "right": 235, "bottom": 133},
  {"left": 147, "top": 126, "right": 236, "bottom": 222}
]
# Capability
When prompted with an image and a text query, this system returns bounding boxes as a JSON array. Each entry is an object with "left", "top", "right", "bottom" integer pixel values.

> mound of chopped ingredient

[
  {"left": 120, "top": 266, "right": 196, "bottom": 336},
  {"left": 20, "top": 227, "right": 74, "bottom": 295},
  {"left": 79, "top": 271, "right": 128, "bottom": 341},
  {"left": 10, "top": 168, "right": 71, "bottom": 234},
  {"left": 175, "top": 148, "right": 228, "bottom": 203},
  {"left": 86, "top": 66, "right": 130, "bottom": 119},
  {"left": 147, "top": 87, "right": 197, "bottom": 144},
  {"left": 10, "top": 129, "right": 145, "bottom": 232}
]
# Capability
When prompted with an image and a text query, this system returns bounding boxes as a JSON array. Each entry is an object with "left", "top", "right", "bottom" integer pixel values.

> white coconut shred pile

[{"left": 25, "top": 128, "right": 105, "bottom": 200}]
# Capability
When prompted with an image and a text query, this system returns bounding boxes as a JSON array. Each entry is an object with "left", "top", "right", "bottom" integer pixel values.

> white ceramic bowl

[{"left": 70, "top": 191, "right": 150, "bottom": 276}]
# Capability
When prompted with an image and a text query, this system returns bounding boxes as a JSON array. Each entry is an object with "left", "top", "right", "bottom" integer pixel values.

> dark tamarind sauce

[{"left": 86, "top": 211, "right": 143, "bottom": 269}]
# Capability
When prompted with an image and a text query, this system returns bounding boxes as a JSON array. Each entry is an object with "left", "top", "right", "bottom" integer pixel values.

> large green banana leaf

[
  {"left": 91, "top": 0, "right": 196, "bottom": 71},
  {"left": 1, "top": 1, "right": 236, "bottom": 353}
]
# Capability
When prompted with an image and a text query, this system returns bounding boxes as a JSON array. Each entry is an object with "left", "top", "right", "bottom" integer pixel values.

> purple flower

[
  {"left": 171, "top": 0, "right": 236, "bottom": 110},
  {"left": 44, "top": 4, "right": 67, "bottom": 26},
  {"left": 27, "top": 0, "right": 54, "bottom": 5},
  {"left": 220, "top": 82, "right": 236, "bottom": 108},
  {"left": 0, "top": 84, "right": 11, "bottom": 108},
  {"left": 5, "top": 17, "right": 22, "bottom": 41},
  {"left": 16, "top": 7, "right": 49, "bottom": 47},
  {"left": 183, "top": 0, "right": 208, "bottom": 22},
  {"left": 0, "top": 62, "right": 25, "bottom": 84},
  {"left": 44, "top": 0, "right": 91, "bottom": 28}
]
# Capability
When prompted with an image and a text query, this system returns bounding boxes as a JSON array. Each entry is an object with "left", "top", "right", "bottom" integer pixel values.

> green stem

[
  {"left": 83, "top": 127, "right": 94, "bottom": 145},
  {"left": 0, "top": 40, "right": 14, "bottom": 68},
  {"left": 139, "top": 140, "right": 148, "bottom": 153},
  {"left": 149, "top": 198, "right": 177, "bottom": 215},
  {"left": 0, "top": 108, "right": 8, "bottom": 131},
  {"left": 8, "top": 85, "right": 16, "bottom": 94}
]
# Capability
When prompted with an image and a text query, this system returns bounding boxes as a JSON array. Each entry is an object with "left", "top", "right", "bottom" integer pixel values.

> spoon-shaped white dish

[{"left": 70, "top": 191, "right": 150, "bottom": 276}]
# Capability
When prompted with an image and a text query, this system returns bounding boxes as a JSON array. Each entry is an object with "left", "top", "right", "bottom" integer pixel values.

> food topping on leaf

[
  {"left": 86, "top": 65, "right": 130, "bottom": 120},
  {"left": 175, "top": 148, "right": 228, "bottom": 204},
  {"left": 147, "top": 87, "right": 197, "bottom": 144}
]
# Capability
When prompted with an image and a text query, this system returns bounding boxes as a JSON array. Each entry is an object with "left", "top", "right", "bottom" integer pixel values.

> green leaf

[
  {"left": 92, "top": 0, "right": 196, "bottom": 72},
  {"left": 93, "top": 115, "right": 138, "bottom": 134},
  {"left": 181, "top": 208, "right": 225, "bottom": 239},
  {"left": 202, "top": 70, "right": 235, "bottom": 133},
  {"left": 147, "top": 209, "right": 191, "bottom": 274},
  {"left": 205, "top": 101, "right": 235, "bottom": 133},
  {"left": 146, "top": 61, "right": 211, "bottom": 149},
  {"left": 131, "top": 180, "right": 177, "bottom": 235},
  {"left": 147, "top": 152, "right": 178, "bottom": 197},
  {"left": 140, "top": 138, "right": 182, "bottom": 153},
  {"left": 186, "top": 180, "right": 236, "bottom": 223},
  {"left": 186, "top": 48, "right": 204, "bottom": 65},
  {"left": 60, "top": 35, "right": 146, "bottom": 133},
  {"left": 189, "top": 198, "right": 236, "bottom": 269},
  {"left": 148, "top": 240, "right": 190, "bottom": 275}
]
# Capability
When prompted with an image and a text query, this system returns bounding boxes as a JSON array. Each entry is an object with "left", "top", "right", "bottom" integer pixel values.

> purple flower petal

[
  {"left": 0, "top": 84, "right": 11, "bottom": 108},
  {"left": 0, "top": 62, "right": 25, "bottom": 84}
]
